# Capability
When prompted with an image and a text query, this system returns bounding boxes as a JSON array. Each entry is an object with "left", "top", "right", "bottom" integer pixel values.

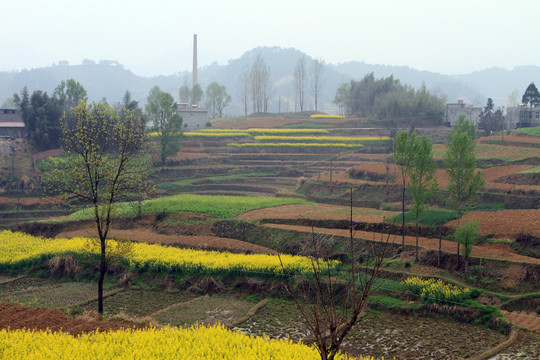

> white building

[
  {"left": 506, "top": 104, "right": 540, "bottom": 129},
  {"left": 177, "top": 103, "right": 209, "bottom": 132},
  {"left": 445, "top": 99, "right": 482, "bottom": 127}
]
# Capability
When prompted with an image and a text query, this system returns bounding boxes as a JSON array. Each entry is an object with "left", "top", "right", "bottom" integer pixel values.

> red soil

[
  {"left": 446, "top": 209, "right": 540, "bottom": 238},
  {"left": 0, "top": 304, "right": 142, "bottom": 335}
]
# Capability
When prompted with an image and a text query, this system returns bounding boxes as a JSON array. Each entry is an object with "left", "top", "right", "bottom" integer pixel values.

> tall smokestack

[{"left": 192, "top": 34, "right": 198, "bottom": 88}]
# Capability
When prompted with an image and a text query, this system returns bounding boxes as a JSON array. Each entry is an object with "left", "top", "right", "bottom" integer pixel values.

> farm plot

[
  {"left": 4, "top": 281, "right": 98, "bottom": 309},
  {"left": 80, "top": 289, "right": 197, "bottom": 318},
  {"left": 234, "top": 298, "right": 508, "bottom": 360},
  {"left": 211, "top": 116, "right": 353, "bottom": 129},
  {"left": 445, "top": 209, "right": 540, "bottom": 238},
  {"left": 0, "top": 303, "right": 143, "bottom": 336},
  {"left": 57, "top": 227, "right": 276, "bottom": 254},
  {"left": 154, "top": 295, "right": 255, "bottom": 327},
  {"left": 65, "top": 194, "right": 313, "bottom": 222},
  {"left": 478, "top": 134, "right": 540, "bottom": 146},
  {"left": 236, "top": 204, "right": 396, "bottom": 223},
  {"left": 0, "top": 231, "right": 331, "bottom": 277}
]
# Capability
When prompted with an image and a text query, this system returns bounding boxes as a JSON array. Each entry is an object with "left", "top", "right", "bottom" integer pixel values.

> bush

[{"left": 402, "top": 276, "right": 472, "bottom": 305}]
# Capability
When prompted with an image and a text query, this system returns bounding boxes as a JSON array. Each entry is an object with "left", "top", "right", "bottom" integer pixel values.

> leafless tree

[
  {"left": 310, "top": 58, "right": 325, "bottom": 112},
  {"left": 294, "top": 57, "right": 307, "bottom": 112},
  {"left": 279, "top": 189, "right": 391, "bottom": 360},
  {"left": 250, "top": 55, "right": 272, "bottom": 113},
  {"left": 237, "top": 65, "right": 250, "bottom": 119}
]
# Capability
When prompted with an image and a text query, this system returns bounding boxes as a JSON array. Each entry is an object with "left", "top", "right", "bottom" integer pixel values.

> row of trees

[
  {"left": 292, "top": 57, "right": 325, "bottom": 112},
  {"left": 393, "top": 116, "right": 485, "bottom": 268},
  {"left": 12, "top": 81, "right": 150, "bottom": 152},
  {"left": 179, "top": 79, "right": 231, "bottom": 119},
  {"left": 334, "top": 73, "right": 445, "bottom": 125},
  {"left": 237, "top": 55, "right": 273, "bottom": 117},
  {"left": 13, "top": 80, "right": 88, "bottom": 150}
]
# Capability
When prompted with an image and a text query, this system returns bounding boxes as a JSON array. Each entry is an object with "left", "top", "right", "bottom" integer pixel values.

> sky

[{"left": 1, "top": 0, "right": 539, "bottom": 76}]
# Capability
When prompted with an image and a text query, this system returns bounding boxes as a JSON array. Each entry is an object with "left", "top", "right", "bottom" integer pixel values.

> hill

[{"left": 1, "top": 47, "right": 538, "bottom": 114}]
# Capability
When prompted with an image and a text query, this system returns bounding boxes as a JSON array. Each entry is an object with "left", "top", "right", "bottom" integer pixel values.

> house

[
  {"left": 177, "top": 104, "right": 209, "bottom": 131},
  {"left": 506, "top": 104, "right": 540, "bottom": 129},
  {"left": 0, "top": 109, "right": 24, "bottom": 138},
  {"left": 445, "top": 99, "right": 482, "bottom": 127}
]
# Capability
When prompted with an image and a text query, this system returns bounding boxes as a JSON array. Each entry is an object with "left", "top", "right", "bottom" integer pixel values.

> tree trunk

[
  {"left": 456, "top": 215, "right": 461, "bottom": 271},
  {"left": 98, "top": 238, "right": 107, "bottom": 316},
  {"left": 415, "top": 219, "right": 419, "bottom": 262},
  {"left": 401, "top": 186, "right": 406, "bottom": 252},
  {"left": 438, "top": 221, "right": 443, "bottom": 267}
]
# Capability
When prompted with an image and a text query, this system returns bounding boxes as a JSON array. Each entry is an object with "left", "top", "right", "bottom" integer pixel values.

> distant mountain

[
  {"left": 453, "top": 66, "right": 540, "bottom": 104},
  {"left": 1, "top": 47, "right": 538, "bottom": 114}
]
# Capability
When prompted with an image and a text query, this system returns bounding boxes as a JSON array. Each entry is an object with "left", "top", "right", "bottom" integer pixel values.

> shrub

[{"left": 402, "top": 276, "right": 472, "bottom": 305}]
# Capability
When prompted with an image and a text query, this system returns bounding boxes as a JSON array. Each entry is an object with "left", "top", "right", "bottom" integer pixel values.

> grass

[
  {"left": 65, "top": 194, "right": 314, "bottom": 221},
  {"left": 514, "top": 125, "right": 540, "bottom": 136},
  {"left": 519, "top": 165, "right": 540, "bottom": 174},
  {"left": 157, "top": 172, "right": 275, "bottom": 190},
  {"left": 367, "top": 295, "right": 407, "bottom": 309}
]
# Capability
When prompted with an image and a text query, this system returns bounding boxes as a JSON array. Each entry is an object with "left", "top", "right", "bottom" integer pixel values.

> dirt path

[
  {"left": 57, "top": 228, "right": 276, "bottom": 254},
  {"left": 263, "top": 223, "right": 540, "bottom": 264},
  {"left": 503, "top": 311, "right": 540, "bottom": 333}
]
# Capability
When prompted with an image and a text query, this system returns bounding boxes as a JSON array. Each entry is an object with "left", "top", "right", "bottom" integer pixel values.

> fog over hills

[{"left": 1, "top": 47, "right": 537, "bottom": 115}]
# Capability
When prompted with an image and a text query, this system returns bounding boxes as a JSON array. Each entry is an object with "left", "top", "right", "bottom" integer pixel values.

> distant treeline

[{"left": 334, "top": 73, "right": 445, "bottom": 125}]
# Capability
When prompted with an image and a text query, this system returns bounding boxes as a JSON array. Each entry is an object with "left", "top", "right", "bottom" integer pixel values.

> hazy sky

[{"left": 1, "top": 0, "right": 539, "bottom": 76}]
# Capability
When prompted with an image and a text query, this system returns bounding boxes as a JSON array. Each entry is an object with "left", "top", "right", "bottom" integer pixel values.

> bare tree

[
  {"left": 279, "top": 189, "right": 390, "bottom": 360},
  {"left": 310, "top": 58, "right": 325, "bottom": 112},
  {"left": 250, "top": 55, "right": 272, "bottom": 113},
  {"left": 294, "top": 57, "right": 307, "bottom": 112},
  {"left": 237, "top": 65, "right": 250, "bottom": 119}
]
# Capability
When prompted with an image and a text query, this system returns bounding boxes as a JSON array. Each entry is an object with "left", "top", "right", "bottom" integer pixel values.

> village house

[{"left": 0, "top": 109, "right": 24, "bottom": 138}]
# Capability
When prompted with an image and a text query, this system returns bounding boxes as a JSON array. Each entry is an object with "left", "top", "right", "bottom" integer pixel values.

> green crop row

[
  {"left": 253, "top": 136, "right": 390, "bottom": 143},
  {"left": 227, "top": 142, "right": 364, "bottom": 149},
  {"left": 65, "top": 194, "right": 313, "bottom": 221}
]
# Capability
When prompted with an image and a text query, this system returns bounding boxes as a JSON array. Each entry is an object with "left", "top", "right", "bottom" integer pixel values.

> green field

[
  {"left": 66, "top": 194, "right": 313, "bottom": 221},
  {"left": 514, "top": 125, "right": 540, "bottom": 136}
]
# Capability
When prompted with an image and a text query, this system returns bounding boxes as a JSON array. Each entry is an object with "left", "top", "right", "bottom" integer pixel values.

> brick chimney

[{"left": 192, "top": 34, "right": 198, "bottom": 87}]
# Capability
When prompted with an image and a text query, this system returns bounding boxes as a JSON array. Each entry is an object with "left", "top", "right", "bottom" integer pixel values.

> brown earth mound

[{"left": 0, "top": 304, "right": 141, "bottom": 336}]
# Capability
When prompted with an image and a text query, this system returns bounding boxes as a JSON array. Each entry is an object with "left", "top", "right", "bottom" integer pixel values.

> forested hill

[{"left": 1, "top": 47, "right": 537, "bottom": 113}]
